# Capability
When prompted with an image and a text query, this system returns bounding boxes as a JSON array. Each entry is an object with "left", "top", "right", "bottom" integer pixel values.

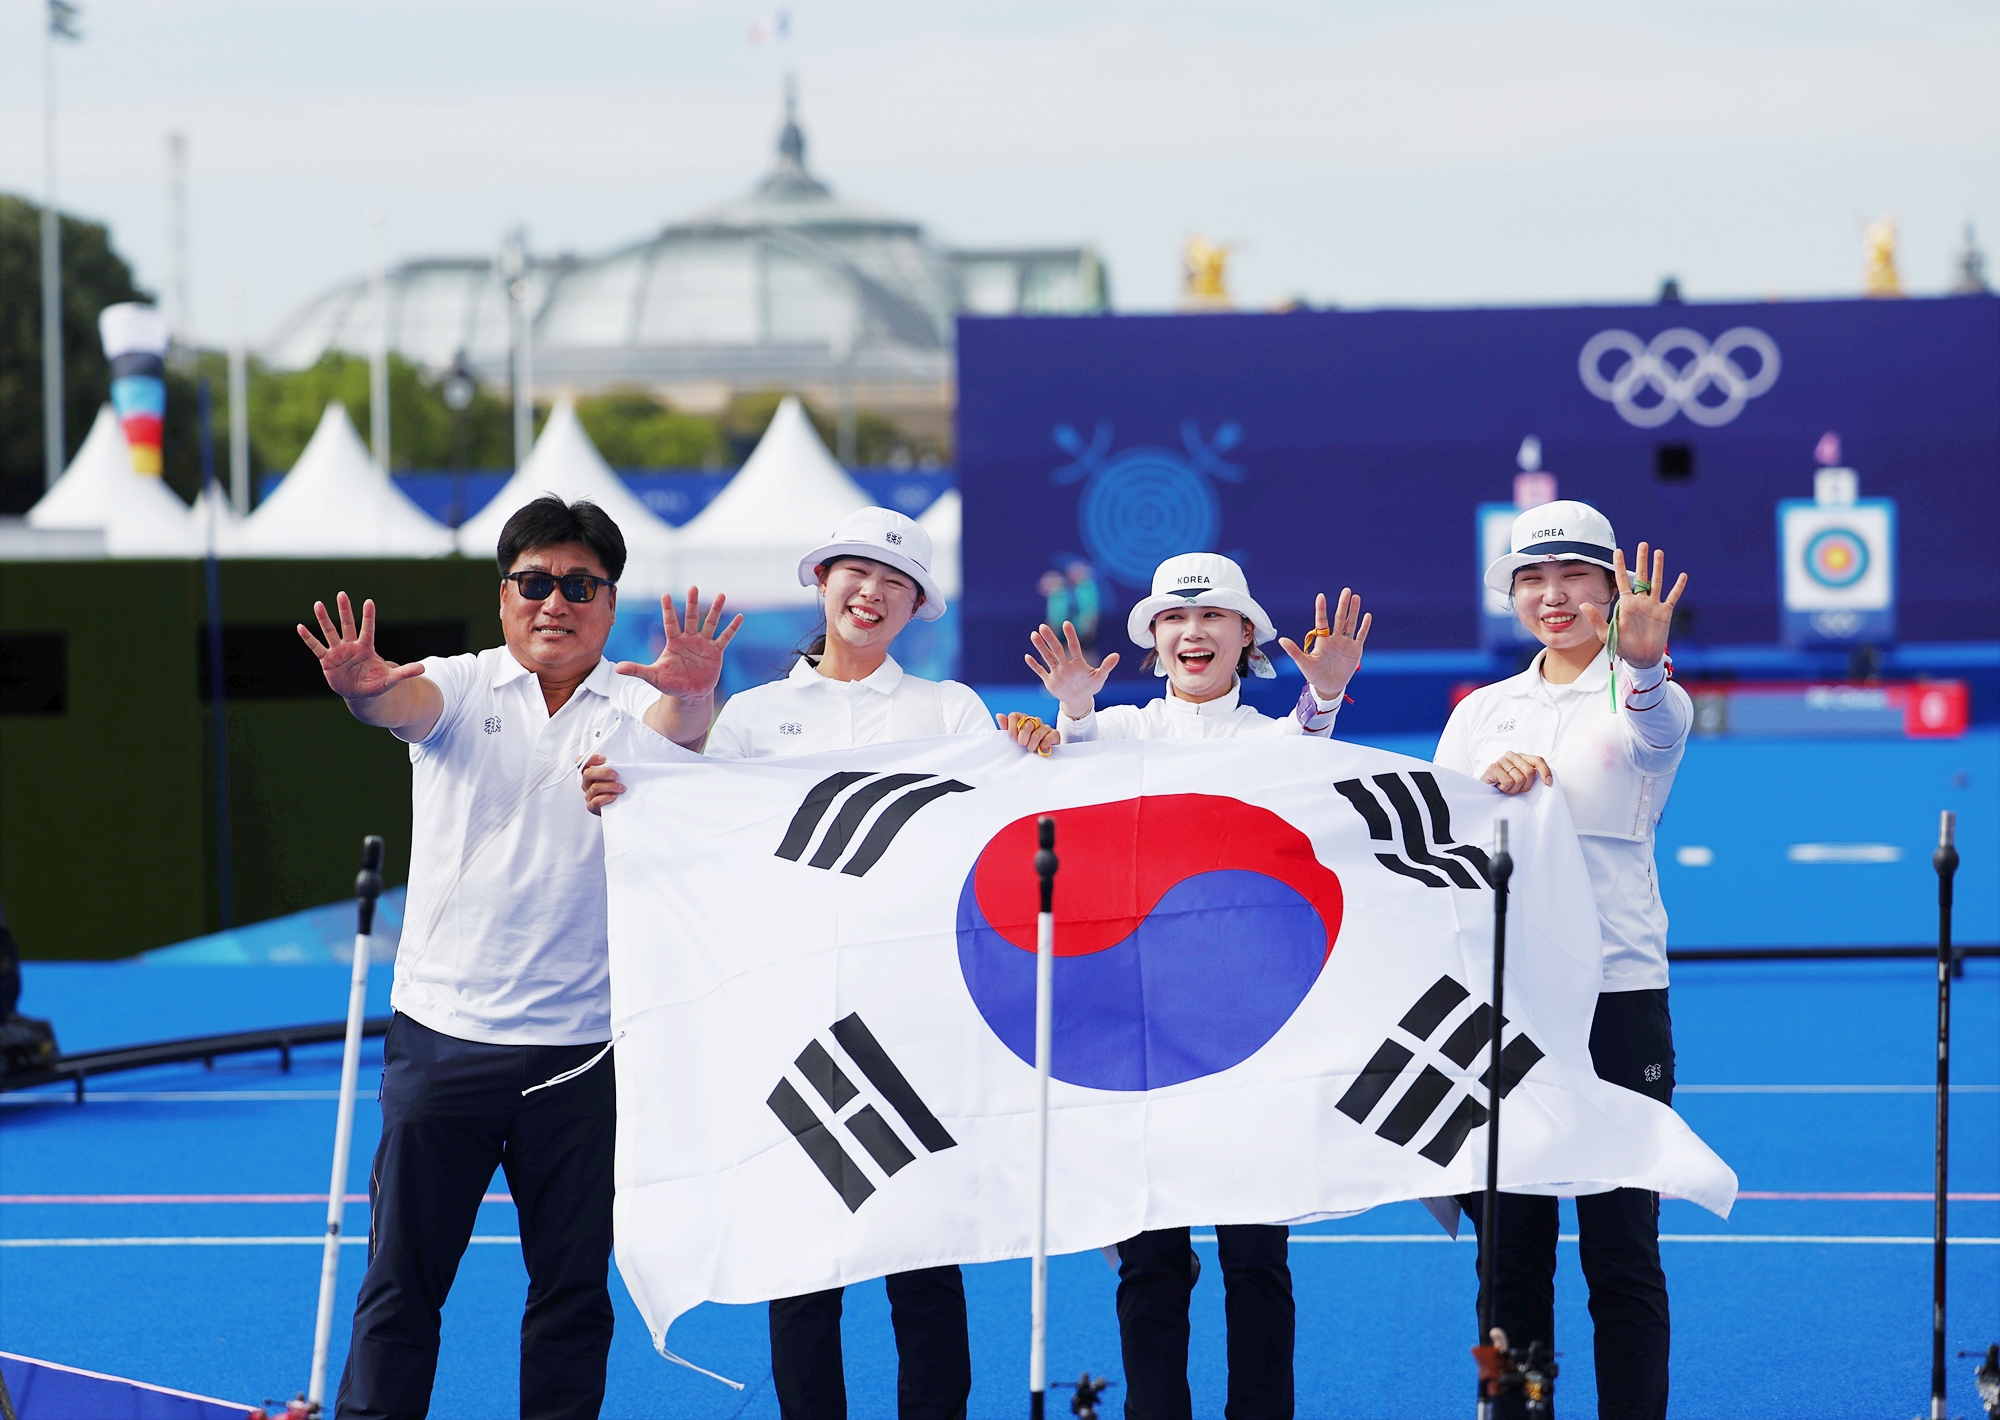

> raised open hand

[
  {"left": 1025, "top": 621, "right": 1119, "bottom": 718},
  {"left": 1277, "top": 589, "right": 1371, "bottom": 701},
  {"left": 1581, "top": 544, "right": 1685, "bottom": 670},
  {"left": 617, "top": 587, "right": 743, "bottom": 702},
  {"left": 298, "top": 591, "right": 426, "bottom": 701}
]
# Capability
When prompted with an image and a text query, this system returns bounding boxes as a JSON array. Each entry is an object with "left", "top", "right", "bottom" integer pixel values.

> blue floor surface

[{"left": 8, "top": 957, "right": 2000, "bottom": 1417}]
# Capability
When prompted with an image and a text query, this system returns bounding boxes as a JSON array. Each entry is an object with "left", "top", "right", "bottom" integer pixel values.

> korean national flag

[{"left": 597, "top": 729, "right": 1736, "bottom": 1358}]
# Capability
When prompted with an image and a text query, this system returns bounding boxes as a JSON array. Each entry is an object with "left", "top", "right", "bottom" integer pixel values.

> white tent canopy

[
  {"left": 235, "top": 402, "right": 455, "bottom": 557},
  {"left": 915, "top": 488, "right": 961, "bottom": 601},
  {"left": 456, "top": 398, "right": 677, "bottom": 593},
  {"left": 674, "top": 395, "right": 872, "bottom": 609},
  {"left": 25, "top": 404, "right": 205, "bottom": 557}
]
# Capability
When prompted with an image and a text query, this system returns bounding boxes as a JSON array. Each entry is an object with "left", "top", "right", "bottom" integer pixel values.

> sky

[{"left": 1, "top": 0, "right": 1994, "bottom": 349}]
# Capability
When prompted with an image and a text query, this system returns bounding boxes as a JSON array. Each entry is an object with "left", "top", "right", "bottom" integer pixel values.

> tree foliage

[{"left": 0, "top": 194, "right": 149, "bottom": 512}]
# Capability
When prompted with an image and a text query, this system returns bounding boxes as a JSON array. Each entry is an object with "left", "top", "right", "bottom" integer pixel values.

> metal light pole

[
  {"left": 367, "top": 208, "right": 389, "bottom": 473},
  {"left": 41, "top": 1, "right": 82, "bottom": 490},
  {"left": 166, "top": 130, "right": 191, "bottom": 370},
  {"left": 442, "top": 351, "right": 475, "bottom": 528},
  {"left": 227, "top": 279, "right": 250, "bottom": 515},
  {"left": 500, "top": 230, "right": 532, "bottom": 468}
]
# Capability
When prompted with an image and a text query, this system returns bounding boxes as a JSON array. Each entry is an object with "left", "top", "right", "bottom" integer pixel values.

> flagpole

[
  {"left": 40, "top": 3, "right": 66, "bottom": 491},
  {"left": 1474, "top": 819, "right": 1512, "bottom": 1420},
  {"left": 1030, "top": 817, "right": 1057, "bottom": 1420},
  {"left": 309, "top": 834, "right": 384, "bottom": 1416},
  {"left": 1931, "top": 810, "right": 1959, "bottom": 1420}
]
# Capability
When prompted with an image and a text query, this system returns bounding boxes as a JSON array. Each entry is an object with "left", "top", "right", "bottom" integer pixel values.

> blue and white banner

[{"left": 599, "top": 733, "right": 1736, "bottom": 1351}]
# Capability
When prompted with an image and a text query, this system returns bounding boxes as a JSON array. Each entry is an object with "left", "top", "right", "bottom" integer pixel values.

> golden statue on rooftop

[
  {"left": 1181, "top": 235, "right": 1233, "bottom": 310},
  {"left": 1863, "top": 215, "right": 1903, "bottom": 297}
]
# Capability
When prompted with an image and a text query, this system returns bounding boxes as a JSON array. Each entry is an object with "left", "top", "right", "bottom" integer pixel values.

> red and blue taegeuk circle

[
  {"left": 1804, "top": 527, "right": 1869, "bottom": 588},
  {"left": 955, "top": 794, "right": 1344, "bottom": 1092}
]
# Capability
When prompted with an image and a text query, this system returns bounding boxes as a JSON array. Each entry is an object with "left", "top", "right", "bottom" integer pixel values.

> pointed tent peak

[
  {"left": 916, "top": 488, "right": 960, "bottom": 539},
  {"left": 294, "top": 400, "right": 374, "bottom": 477},
  {"left": 916, "top": 488, "right": 961, "bottom": 598},
  {"left": 235, "top": 397, "right": 454, "bottom": 557},
  {"left": 688, "top": 396, "right": 871, "bottom": 542},
  {"left": 26, "top": 402, "right": 202, "bottom": 555},
  {"left": 672, "top": 396, "right": 874, "bottom": 608},
  {"left": 456, "top": 396, "right": 676, "bottom": 572},
  {"left": 25, "top": 405, "right": 133, "bottom": 529},
  {"left": 523, "top": 398, "right": 616, "bottom": 482}
]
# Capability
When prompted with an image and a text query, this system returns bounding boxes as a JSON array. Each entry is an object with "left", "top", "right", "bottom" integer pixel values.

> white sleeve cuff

[{"left": 1059, "top": 707, "right": 1099, "bottom": 743}]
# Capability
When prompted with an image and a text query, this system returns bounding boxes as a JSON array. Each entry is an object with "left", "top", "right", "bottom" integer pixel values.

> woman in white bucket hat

[
  {"left": 1013, "top": 551, "right": 1370, "bottom": 747},
  {"left": 1437, "top": 498, "right": 1689, "bottom": 1420},
  {"left": 1005, "top": 551, "right": 1369, "bottom": 1420},
  {"left": 584, "top": 506, "right": 1052, "bottom": 1419}
]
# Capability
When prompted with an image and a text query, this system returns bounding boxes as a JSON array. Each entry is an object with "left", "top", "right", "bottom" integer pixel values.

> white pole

[
  {"left": 366, "top": 209, "right": 388, "bottom": 473},
  {"left": 309, "top": 835, "right": 384, "bottom": 1413},
  {"left": 1030, "top": 818, "right": 1056, "bottom": 1419},
  {"left": 40, "top": 14, "right": 64, "bottom": 491},
  {"left": 227, "top": 280, "right": 249, "bottom": 515}
]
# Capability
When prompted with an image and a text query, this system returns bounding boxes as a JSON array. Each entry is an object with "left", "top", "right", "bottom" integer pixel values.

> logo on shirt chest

[
  {"left": 1496, "top": 719, "right": 1516, "bottom": 733},
  {"left": 779, "top": 722, "right": 804, "bottom": 736},
  {"left": 483, "top": 716, "right": 503, "bottom": 735}
]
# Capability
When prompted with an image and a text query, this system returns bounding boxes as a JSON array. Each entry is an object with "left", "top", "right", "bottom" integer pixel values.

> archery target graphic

[
  {"left": 1050, "top": 421, "right": 1245, "bottom": 588},
  {"left": 1781, "top": 501, "right": 1893, "bottom": 613},
  {"left": 955, "top": 794, "right": 1343, "bottom": 1092},
  {"left": 1076, "top": 453, "right": 1220, "bottom": 587},
  {"left": 1803, "top": 528, "right": 1869, "bottom": 588}
]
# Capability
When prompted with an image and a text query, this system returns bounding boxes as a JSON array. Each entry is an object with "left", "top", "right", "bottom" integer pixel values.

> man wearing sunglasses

[{"left": 298, "top": 494, "right": 739, "bottom": 1420}]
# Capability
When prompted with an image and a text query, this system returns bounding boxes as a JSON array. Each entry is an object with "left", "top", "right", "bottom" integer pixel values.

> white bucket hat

[
  {"left": 797, "top": 506, "right": 946, "bottom": 621},
  {"left": 1483, "top": 499, "right": 1620, "bottom": 596},
  {"left": 1126, "top": 553, "right": 1279, "bottom": 678}
]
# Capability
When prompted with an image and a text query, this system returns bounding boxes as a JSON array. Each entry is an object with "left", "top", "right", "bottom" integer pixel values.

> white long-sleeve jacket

[{"left": 1435, "top": 648, "right": 1691, "bottom": 992}]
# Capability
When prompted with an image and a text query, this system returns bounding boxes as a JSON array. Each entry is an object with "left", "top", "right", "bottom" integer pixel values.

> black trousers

[
  {"left": 768, "top": 1266, "right": 971, "bottom": 1420},
  {"left": 1116, "top": 1224, "right": 1294, "bottom": 1420},
  {"left": 335, "top": 1013, "right": 617, "bottom": 1420},
  {"left": 1460, "top": 988, "right": 1675, "bottom": 1420}
]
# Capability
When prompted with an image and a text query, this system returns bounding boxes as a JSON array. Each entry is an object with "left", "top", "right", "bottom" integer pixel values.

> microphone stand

[
  {"left": 1030, "top": 817, "right": 1057, "bottom": 1420},
  {"left": 1931, "top": 810, "right": 1959, "bottom": 1420},
  {"left": 1473, "top": 820, "right": 1513, "bottom": 1420}
]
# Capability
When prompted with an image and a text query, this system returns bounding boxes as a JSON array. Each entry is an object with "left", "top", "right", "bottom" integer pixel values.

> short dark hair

[{"left": 495, "top": 495, "right": 626, "bottom": 582}]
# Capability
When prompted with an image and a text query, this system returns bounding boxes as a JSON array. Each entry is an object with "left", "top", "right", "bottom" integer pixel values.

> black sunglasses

[{"left": 502, "top": 571, "right": 614, "bottom": 603}]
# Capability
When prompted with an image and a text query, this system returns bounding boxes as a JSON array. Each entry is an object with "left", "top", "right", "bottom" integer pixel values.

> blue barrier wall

[{"left": 956, "top": 297, "right": 2000, "bottom": 682}]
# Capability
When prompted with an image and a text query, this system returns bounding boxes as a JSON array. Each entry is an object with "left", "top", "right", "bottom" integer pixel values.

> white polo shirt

[
  {"left": 1434, "top": 647, "right": 1692, "bottom": 992},
  {"left": 1058, "top": 680, "right": 1341, "bottom": 742},
  {"left": 706, "top": 654, "right": 993, "bottom": 759},
  {"left": 394, "top": 646, "right": 660, "bottom": 1045}
]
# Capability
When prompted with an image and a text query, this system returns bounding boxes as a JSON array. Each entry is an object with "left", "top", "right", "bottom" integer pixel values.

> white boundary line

[
  {"left": 7, "top": 1233, "right": 1998, "bottom": 1249},
  {"left": 0, "top": 1235, "right": 521, "bottom": 1247}
]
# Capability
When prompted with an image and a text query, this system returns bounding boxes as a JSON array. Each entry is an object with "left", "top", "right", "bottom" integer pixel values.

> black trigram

[
  {"left": 1334, "top": 771, "right": 1493, "bottom": 889},
  {"left": 767, "top": 1013, "right": 958, "bottom": 1211},
  {"left": 775, "top": 771, "right": 973, "bottom": 877},
  {"left": 1335, "top": 975, "right": 1544, "bottom": 1167}
]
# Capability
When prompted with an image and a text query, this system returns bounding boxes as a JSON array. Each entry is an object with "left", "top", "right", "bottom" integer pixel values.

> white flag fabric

[{"left": 600, "top": 730, "right": 1736, "bottom": 1354}]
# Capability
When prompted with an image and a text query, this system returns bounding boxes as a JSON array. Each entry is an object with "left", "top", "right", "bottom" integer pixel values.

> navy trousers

[
  {"left": 768, "top": 1266, "right": 971, "bottom": 1419},
  {"left": 335, "top": 1013, "right": 617, "bottom": 1420},
  {"left": 1461, "top": 988, "right": 1676, "bottom": 1420},
  {"left": 1116, "top": 1224, "right": 1295, "bottom": 1420}
]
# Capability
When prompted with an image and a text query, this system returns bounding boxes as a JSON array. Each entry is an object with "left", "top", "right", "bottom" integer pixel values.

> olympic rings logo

[{"left": 1578, "top": 327, "right": 1781, "bottom": 428}]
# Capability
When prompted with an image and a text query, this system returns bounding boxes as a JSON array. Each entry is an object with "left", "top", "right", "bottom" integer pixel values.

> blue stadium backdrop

[{"left": 955, "top": 296, "right": 2000, "bottom": 681}]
